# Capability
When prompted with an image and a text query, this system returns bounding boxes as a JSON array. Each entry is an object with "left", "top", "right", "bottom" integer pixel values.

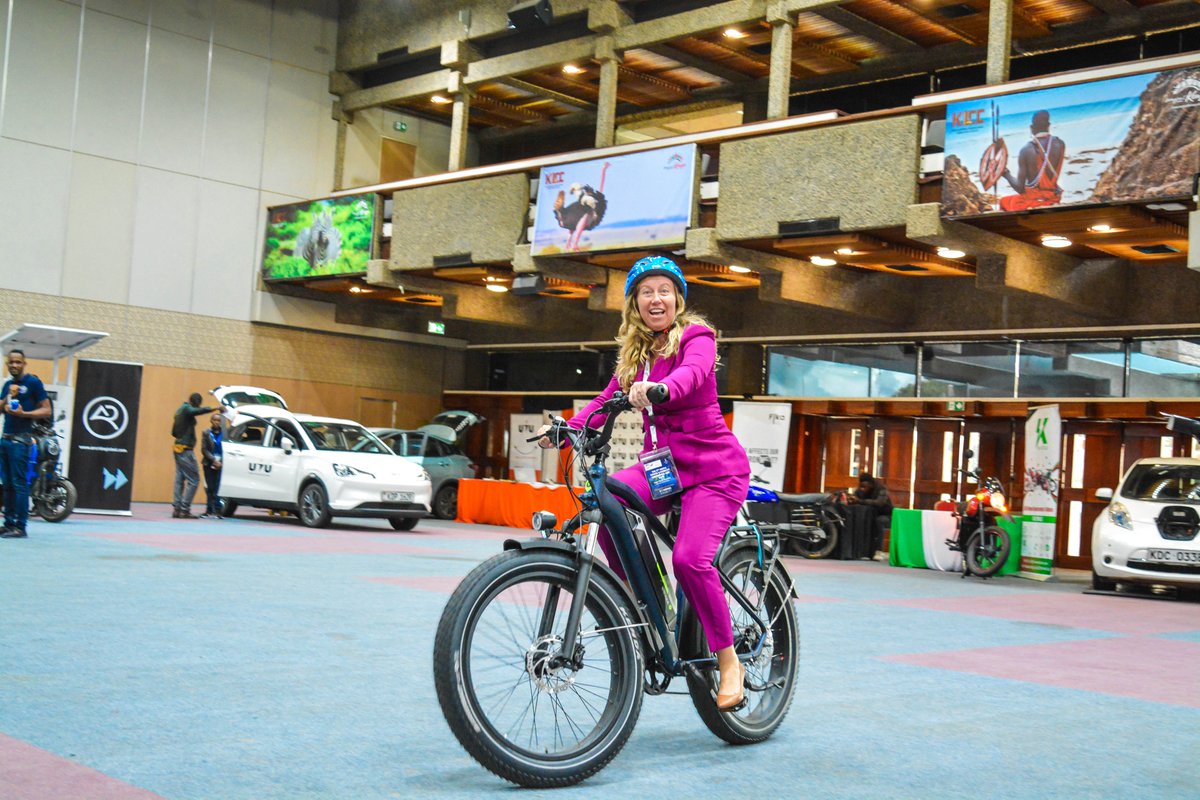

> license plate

[
  {"left": 1143, "top": 548, "right": 1200, "bottom": 564},
  {"left": 382, "top": 491, "right": 413, "bottom": 503}
]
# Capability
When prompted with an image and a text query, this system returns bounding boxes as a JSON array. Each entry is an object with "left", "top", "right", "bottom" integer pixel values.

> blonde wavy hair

[{"left": 614, "top": 287, "right": 716, "bottom": 391}]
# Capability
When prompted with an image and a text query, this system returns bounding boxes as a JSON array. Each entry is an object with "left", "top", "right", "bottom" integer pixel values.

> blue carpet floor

[{"left": 1, "top": 504, "right": 1197, "bottom": 799}]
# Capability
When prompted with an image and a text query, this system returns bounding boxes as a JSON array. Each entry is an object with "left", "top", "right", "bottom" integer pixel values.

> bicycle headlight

[{"left": 1106, "top": 501, "right": 1132, "bottom": 530}]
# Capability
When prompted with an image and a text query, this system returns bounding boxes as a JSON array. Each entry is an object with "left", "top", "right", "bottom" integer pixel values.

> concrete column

[
  {"left": 448, "top": 84, "right": 473, "bottom": 171},
  {"left": 595, "top": 36, "right": 621, "bottom": 148},
  {"left": 766, "top": 15, "right": 794, "bottom": 120},
  {"left": 1189, "top": 209, "right": 1200, "bottom": 272},
  {"left": 986, "top": 0, "right": 1014, "bottom": 85}
]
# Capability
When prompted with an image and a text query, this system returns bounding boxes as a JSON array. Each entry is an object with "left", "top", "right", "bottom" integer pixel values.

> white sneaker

[{"left": 872, "top": 550, "right": 888, "bottom": 562}]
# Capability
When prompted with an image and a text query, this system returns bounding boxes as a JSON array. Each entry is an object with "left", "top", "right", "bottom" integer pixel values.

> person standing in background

[
  {"left": 199, "top": 413, "right": 224, "bottom": 520},
  {"left": 1, "top": 349, "right": 51, "bottom": 539},
  {"left": 172, "top": 393, "right": 219, "bottom": 519}
]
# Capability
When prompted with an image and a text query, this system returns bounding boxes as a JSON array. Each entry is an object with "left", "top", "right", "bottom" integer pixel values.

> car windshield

[
  {"left": 1121, "top": 464, "right": 1200, "bottom": 502},
  {"left": 302, "top": 422, "right": 389, "bottom": 453},
  {"left": 222, "top": 391, "right": 286, "bottom": 409}
]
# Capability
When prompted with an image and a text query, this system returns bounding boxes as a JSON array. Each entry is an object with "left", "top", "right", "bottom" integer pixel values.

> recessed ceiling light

[
  {"left": 430, "top": 94, "right": 452, "bottom": 104},
  {"left": 485, "top": 283, "right": 509, "bottom": 293},
  {"left": 1087, "top": 224, "right": 1114, "bottom": 233},
  {"left": 810, "top": 256, "right": 837, "bottom": 267},
  {"left": 1041, "top": 234, "right": 1072, "bottom": 248},
  {"left": 562, "top": 64, "right": 585, "bottom": 75},
  {"left": 834, "top": 247, "right": 859, "bottom": 256},
  {"left": 728, "top": 265, "right": 752, "bottom": 273},
  {"left": 936, "top": 247, "right": 966, "bottom": 259},
  {"left": 723, "top": 28, "right": 746, "bottom": 39}
]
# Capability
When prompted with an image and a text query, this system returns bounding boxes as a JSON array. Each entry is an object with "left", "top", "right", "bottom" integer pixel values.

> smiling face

[{"left": 635, "top": 275, "right": 678, "bottom": 333}]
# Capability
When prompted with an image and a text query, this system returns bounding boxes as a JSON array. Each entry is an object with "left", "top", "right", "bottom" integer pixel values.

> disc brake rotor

[{"left": 525, "top": 634, "right": 578, "bottom": 694}]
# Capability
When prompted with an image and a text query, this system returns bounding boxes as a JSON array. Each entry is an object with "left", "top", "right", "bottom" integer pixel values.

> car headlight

[
  {"left": 333, "top": 463, "right": 375, "bottom": 479},
  {"left": 419, "top": 469, "right": 431, "bottom": 483},
  {"left": 1106, "top": 501, "right": 1132, "bottom": 530}
]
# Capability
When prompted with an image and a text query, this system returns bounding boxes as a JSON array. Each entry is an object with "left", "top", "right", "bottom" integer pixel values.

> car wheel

[
  {"left": 298, "top": 483, "right": 332, "bottom": 528},
  {"left": 389, "top": 517, "right": 418, "bottom": 531},
  {"left": 1091, "top": 568, "right": 1117, "bottom": 592},
  {"left": 220, "top": 499, "right": 238, "bottom": 517},
  {"left": 433, "top": 483, "right": 458, "bottom": 520}
]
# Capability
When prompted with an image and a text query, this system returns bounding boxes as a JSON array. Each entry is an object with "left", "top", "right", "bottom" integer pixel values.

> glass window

[
  {"left": 230, "top": 420, "right": 267, "bottom": 446},
  {"left": 1017, "top": 340, "right": 1124, "bottom": 397},
  {"left": 767, "top": 344, "right": 915, "bottom": 397},
  {"left": 922, "top": 342, "right": 1017, "bottom": 397},
  {"left": 1121, "top": 463, "right": 1200, "bottom": 501},
  {"left": 302, "top": 422, "right": 388, "bottom": 453},
  {"left": 1127, "top": 338, "right": 1200, "bottom": 397}
]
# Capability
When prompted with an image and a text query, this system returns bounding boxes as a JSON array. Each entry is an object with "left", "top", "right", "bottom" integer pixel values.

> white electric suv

[{"left": 217, "top": 405, "right": 431, "bottom": 530}]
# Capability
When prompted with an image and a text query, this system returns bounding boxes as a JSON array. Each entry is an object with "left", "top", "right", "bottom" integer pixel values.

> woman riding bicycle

[{"left": 537, "top": 255, "right": 750, "bottom": 711}]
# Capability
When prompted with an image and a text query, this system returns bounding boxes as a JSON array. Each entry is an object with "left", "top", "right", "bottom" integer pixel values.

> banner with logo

[
  {"left": 508, "top": 414, "right": 543, "bottom": 481},
  {"left": 1020, "top": 404, "right": 1062, "bottom": 579},
  {"left": 731, "top": 402, "right": 792, "bottom": 491},
  {"left": 941, "top": 67, "right": 1200, "bottom": 217},
  {"left": 530, "top": 144, "right": 697, "bottom": 255},
  {"left": 68, "top": 359, "right": 142, "bottom": 515}
]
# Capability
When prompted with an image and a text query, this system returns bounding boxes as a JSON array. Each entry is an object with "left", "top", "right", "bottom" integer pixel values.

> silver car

[{"left": 372, "top": 426, "right": 477, "bottom": 519}]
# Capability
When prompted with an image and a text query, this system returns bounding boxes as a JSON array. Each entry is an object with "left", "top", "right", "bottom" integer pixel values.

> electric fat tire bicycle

[{"left": 433, "top": 390, "right": 800, "bottom": 788}]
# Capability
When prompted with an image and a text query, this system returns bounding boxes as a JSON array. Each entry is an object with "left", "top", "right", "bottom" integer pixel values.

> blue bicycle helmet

[{"left": 624, "top": 255, "right": 687, "bottom": 299}]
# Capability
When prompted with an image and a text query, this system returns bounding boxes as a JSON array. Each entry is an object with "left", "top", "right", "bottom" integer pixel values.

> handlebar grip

[
  {"left": 646, "top": 384, "right": 669, "bottom": 405},
  {"left": 524, "top": 435, "right": 544, "bottom": 443}
]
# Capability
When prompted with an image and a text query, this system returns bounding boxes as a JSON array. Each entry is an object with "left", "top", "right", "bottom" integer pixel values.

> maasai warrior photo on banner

[
  {"left": 940, "top": 67, "right": 1200, "bottom": 218},
  {"left": 997, "top": 110, "right": 1066, "bottom": 211}
]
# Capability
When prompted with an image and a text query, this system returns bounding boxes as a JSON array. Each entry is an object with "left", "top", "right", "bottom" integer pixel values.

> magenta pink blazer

[{"left": 571, "top": 324, "right": 749, "bottom": 488}]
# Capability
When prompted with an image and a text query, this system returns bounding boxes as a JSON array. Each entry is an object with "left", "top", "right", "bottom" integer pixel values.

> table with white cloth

[{"left": 888, "top": 508, "right": 1022, "bottom": 575}]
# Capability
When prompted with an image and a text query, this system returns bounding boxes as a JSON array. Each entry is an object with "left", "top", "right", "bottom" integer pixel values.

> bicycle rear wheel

[
  {"left": 433, "top": 549, "right": 643, "bottom": 787},
  {"left": 682, "top": 542, "right": 799, "bottom": 744},
  {"left": 966, "top": 525, "right": 1011, "bottom": 577}
]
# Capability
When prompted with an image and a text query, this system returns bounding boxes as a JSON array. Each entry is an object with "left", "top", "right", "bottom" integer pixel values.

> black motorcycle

[
  {"left": 744, "top": 483, "right": 846, "bottom": 559},
  {"left": 29, "top": 420, "right": 77, "bottom": 522}
]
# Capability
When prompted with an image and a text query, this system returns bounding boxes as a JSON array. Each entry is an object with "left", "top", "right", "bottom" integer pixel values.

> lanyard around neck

[{"left": 642, "top": 359, "right": 661, "bottom": 449}]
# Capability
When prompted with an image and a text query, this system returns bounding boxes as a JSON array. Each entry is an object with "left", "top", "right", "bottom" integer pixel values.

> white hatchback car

[
  {"left": 218, "top": 405, "right": 432, "bottom": 530},
  {"left": 1091, "top": 457, "right": 1200, "bottom": 592}
]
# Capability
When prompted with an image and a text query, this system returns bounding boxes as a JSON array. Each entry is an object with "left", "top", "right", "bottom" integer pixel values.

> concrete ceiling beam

[
  {"left": 368, "top": 260, "right": 547, "bottom": 328},
  {"left": 685, "top": 227, "right": 914, "bottom": 323},
  {"left": 341, "top": 70, "right": 450, "bottom": 114},
  {"left": 906, "top": 203, "right": 1125, "bottom": 318},
  {"left": 512, "top": 245, "right": 610, "bottom": 285}
]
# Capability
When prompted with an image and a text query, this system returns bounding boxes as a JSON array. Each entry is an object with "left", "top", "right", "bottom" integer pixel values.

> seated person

[{"left": 846, "top": 473, "right": 894, "bottom": 559}]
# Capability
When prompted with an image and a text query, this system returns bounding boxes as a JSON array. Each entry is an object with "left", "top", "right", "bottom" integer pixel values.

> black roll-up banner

[{"left": 68, "top": 359, "right": 142, "bottom": 514}]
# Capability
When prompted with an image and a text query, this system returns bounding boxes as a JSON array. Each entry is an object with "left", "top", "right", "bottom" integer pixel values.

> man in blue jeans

[{"left": 2, "top": 349, "right": 51, "bottom": 539}]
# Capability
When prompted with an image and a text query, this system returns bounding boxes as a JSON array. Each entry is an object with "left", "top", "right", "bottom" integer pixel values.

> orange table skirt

[{"left": 455, "top": 479, "right": 585, "bottom": 529}]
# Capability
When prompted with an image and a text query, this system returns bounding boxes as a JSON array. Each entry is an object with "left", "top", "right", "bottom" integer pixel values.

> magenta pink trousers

[{"left": 599, "top": 465, "right": 748, "bottom": 652}]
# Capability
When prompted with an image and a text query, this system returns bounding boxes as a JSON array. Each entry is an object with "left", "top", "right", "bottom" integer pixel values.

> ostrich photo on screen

[
  {"left": 294, "top": 210, "right": 342, "bottom": 268},
  {"left": 553, "top": 162, "right": 610, "bottom": 251}
]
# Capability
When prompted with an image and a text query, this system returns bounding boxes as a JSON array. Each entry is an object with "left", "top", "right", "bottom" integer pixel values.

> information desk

[
  {"left": 456, "top": 479, "right": 584, "bottom": 529},
  {"left": 889, "top": 508, "right": 1022, "bottom": 575}
]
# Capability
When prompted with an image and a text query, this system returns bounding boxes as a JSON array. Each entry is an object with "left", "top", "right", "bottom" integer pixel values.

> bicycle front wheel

[
  {"left": 683, "top": 542, "right": 800, "bottom": 744},
  {"left": 433, "top": 549, "right": 644, "bottom": 788},
  {"left": 966, "top": 525, "right": 1011, "bottom": 577}
]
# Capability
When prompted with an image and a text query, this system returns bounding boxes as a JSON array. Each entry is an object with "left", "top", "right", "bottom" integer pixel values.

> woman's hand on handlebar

[
  {"left": 533, "top": 422, "right": 557, "bottom": 449},
  {"left": 627, "top": 381, "right": 668, "bottom": 409}
]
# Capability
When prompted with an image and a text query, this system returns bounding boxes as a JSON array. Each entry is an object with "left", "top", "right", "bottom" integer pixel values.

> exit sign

[
  {"left": 947, "top": 400, "right": 965, "bottom": 412},
  {"left": 427, "top": 321, "right": 445, "bottom": 335},
  {"left": 393, "top": 120, "right": 408, "bottom": 132}
]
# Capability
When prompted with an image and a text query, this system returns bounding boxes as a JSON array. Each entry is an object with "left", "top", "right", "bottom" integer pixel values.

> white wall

[{"left": 0, "top": 0, "right": 339, "bottom": 323}]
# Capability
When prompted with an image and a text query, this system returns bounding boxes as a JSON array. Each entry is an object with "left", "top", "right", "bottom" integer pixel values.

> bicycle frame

[{"left": 545, "top": 399, "right": 778, "bottom": 681}]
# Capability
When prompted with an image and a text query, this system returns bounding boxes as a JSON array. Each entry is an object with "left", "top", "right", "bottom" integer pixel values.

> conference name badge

[{"left": 640, "top": 446, "right": 682, "bottom": 500}]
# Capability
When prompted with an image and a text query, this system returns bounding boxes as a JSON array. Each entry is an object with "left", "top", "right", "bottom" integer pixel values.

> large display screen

[
  {"left": 261, "top": 193, "right": 378, "bottom": 281},
  {"left": 941, "top": 66, "right": 1200, "bottom": 217},
  {"left": 530, "top": 144, "right": 697, "bottom": 256}
]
